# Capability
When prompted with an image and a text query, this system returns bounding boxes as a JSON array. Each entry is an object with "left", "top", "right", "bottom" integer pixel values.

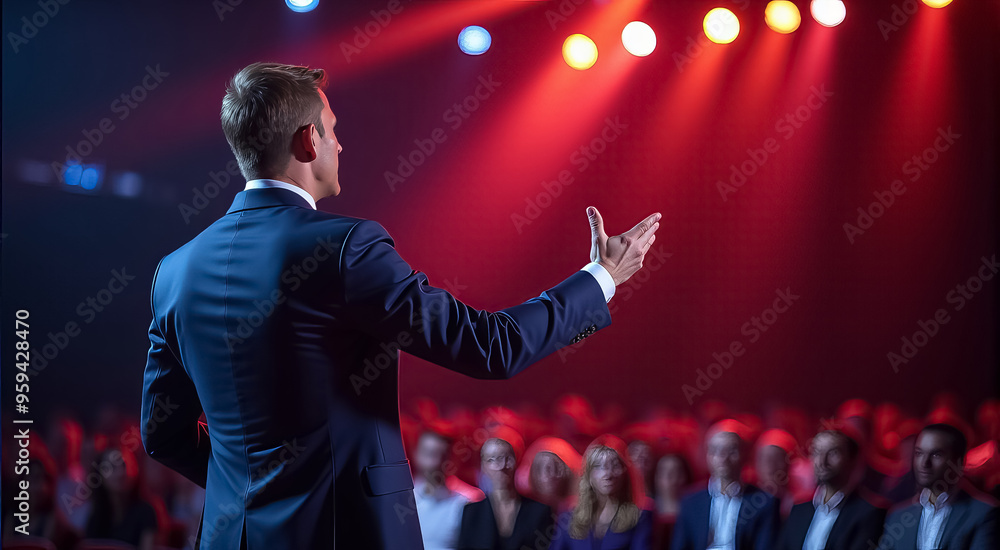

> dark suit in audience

[
  {"left": 670, "top": 483, "right": 780, "bottom": 550},
  {"left": 878, "top": 489, "right": 997, "bottom": 550},
  {"left": 777, "top": 490, "right": 886, "bottom": 550}
]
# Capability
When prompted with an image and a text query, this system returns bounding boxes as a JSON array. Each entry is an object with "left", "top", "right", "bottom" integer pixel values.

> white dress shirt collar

[
  {"left": 916, "top": 488, "right": 954, "bottom": 550},
  {"left": 802, "top": 486, "right": 847, "bottom": 550},
  {"left": 244, "top": 178, "right": 317, "bottom": 210},
  {"left": 708, "top": 477, "right": 743, "bottom": 499},
  {"left": 812, "top": 486, "right": 846, "bottom": 513},
  {"left": 918, "top": 487, "right": 954, "bottom": 511}
]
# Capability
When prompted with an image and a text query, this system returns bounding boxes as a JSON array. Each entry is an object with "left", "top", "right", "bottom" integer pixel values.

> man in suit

[
  {"left": 139, "top": 62, "right": 660, "bottom": 549},
  {"left": 878, "top": 424, "right": 997, "bottom": 550},
  {"left": 776, "top": 429, "right": 886, "bottom": 550},
  {"left": 457, "top": 435, "right": 554, "bottom": 550},
  {"left": 671, "top": 420, "right": 780, "bottom": 550}
]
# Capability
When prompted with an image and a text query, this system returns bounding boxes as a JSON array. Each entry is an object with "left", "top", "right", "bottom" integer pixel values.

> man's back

[{"left": 141, "top": 187, "right": 614, "bottom": 549}]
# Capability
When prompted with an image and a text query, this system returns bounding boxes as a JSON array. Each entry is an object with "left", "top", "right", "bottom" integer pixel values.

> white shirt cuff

[{"left": 580, "top": 262, "right": 615, "bottom": 303}]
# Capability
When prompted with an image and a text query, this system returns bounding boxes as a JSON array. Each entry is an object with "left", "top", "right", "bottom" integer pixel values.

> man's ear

[{"left": 292, "top": 124, "right": 317, "bottom": 162}]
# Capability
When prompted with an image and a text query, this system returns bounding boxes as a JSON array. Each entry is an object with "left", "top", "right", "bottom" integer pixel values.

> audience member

[
  {"left": 457, "top": 433, "right": 553, "bottom": 550},
  {"left": 777, "top": 428, "right": 886, "bottom": 550},
  {"left": 551, "top": 434, "right": 653, "bottom": 549},
  {"left": 671, "top": 420, "right": 780, "bottom": 550},
  {"left": 878, "top": 424, "right": 998, "bottom": 550}
]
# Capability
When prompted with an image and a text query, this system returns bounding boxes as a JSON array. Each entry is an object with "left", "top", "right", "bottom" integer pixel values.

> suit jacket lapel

[
  {"left": 939, "top": 492, "right": 969, "bottom": 550},
  {"left": 899, "top": 503, "right": 919, "bottom": 550}
]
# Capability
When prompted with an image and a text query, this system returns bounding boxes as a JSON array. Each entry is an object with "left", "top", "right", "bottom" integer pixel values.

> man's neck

[
  {"left": 490, "top": 486, "right": 518, "bottom": 503},
  {"left": 822, "top": 482, "right": 845, "bottom": 504},
  {"left": 927, "top": 485, "right": 955, "bottom": 504},
  {"left": 418, "top": 473, "right": 445, "bottom": 492},
  {"left": 717, "top": 477, "right": 739, "bottom": 493}
]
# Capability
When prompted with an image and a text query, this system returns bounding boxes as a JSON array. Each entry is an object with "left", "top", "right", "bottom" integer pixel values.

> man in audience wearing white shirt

[
  {"left": 671, "top": 420, "right": 780, "bottom": 550},
  {"left": 412, "top": 430, "right": 484, "bottom": 550},
  {"left": 777, "top": 428, "right": 886, "bottom": 550},
  {"left": 878, "top": 423, "right": 997, "bottom": 550}
]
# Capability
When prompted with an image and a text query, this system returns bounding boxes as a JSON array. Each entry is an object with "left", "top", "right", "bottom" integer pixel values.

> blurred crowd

[{"left": 2, "top": 394, "right": 998, "bottom": 549}]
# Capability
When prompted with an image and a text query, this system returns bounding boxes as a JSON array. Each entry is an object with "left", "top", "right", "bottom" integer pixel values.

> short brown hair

[{"left": 221, "top": 62, "right": 327, "bottom": 180}]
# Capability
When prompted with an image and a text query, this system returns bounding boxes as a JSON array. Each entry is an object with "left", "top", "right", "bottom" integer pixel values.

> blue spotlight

[
  {"left": 458, "top": 25, "right": 491, "bottom": 55},
  {"left": 286, "top": 0, "right": 319, "bottom": 13}
]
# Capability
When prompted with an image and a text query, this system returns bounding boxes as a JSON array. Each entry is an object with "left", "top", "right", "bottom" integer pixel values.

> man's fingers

[
  {"left": 624, "top": 212, "right": 662, "bottom": 239},
  {"left": 642, "top": 233, "right": 656, "bottom": 254}
]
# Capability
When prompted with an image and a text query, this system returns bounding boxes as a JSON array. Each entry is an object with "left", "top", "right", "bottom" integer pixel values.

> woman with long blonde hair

[{"left": 550, "top": 434, "right": 652, "bottom": 549}]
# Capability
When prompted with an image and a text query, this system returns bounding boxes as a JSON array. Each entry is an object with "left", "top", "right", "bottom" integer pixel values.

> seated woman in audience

[
  {"left": 458, "top": 431, "right": 554, "bottom": 550},
  {"left": 653, "top": 452, "right": 690, "bottom": 549},
  {"left": 551, "top": 434, "right": 653, "bottom": 550},
  {"left": 516, "top": 436, "right": 582, "bottom": 515},
  {"left": 84, "top": 445, "right": 158, "bottom": 550}
]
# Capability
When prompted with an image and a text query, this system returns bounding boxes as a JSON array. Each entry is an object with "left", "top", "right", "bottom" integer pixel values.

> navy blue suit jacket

[
  {"left": 140, "top": 187, "right": 611, "bottom": 549},
  {"left": 669, "top": 484, "right": 780, "bottom": 550},
  {"left": 776, "top": 490, "right": 886, "bottom": 550},
  {"left": 878, "top": 489, "right": 997, "bottom": 550}
]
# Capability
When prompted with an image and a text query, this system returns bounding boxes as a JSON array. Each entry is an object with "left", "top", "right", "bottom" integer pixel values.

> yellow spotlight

[
  {"left": 622, "top": 21, "right": 656, "bottom": 57},
  {"left": 765, "top": 1, "right": 801, "bottom": 34},
  {"left": 921, "top": 0, "right": 953, "bottom": 7},
  {"left": 704, "top": 8, "right": 740, "bottom": 44},
  {"left": 810, "top": 0, "right": 846, "bottom": 27},
  {"left": 563, "top": 34, "right": 598, "bottom": 70}
]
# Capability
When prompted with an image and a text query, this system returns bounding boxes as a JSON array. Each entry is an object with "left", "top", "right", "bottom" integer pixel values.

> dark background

[{"left": 3, "top": 0, "right": 997, "bottom": 426}]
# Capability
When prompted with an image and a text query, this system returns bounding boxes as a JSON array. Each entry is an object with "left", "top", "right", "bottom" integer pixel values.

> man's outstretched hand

[{"left": 588, "top": 206, "right": 661, "bottom": 287}]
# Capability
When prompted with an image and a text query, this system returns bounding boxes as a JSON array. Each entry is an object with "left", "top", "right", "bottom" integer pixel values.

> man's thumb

[{"left": 587, "top": 206, "right": 601, "bottom": 234}]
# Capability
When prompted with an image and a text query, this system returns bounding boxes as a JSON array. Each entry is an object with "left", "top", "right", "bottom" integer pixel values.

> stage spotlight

[
  {"left": 765, "top": 1, "right": 801, "bottom": 33},
  {"left": 285, "top": 0, "right": 318, "bottom": 13},
  {"left": 621, "top": 21, "right": 656, "bottom": 57},
  {"left": 810, "top": 0, "right": 846, "bottom": 27},
  {"left": 921, "top": 0, "right": 953, "bottom": 6},
  {"left": 704, "top": 8, "right": 740, "bottom": 44},
  {"left": 563, "top": 34, "right": 598, "bottom": 70},
  {"left": 458, "top": 25, "right": 491, "bottom": 55}
]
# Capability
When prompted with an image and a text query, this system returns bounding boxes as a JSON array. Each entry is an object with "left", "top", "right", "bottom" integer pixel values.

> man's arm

[
  {"left": 140, "top": 262, "right": 211, "bottom": 487},
  {"left": 340, "top": 219, "right": 612, "bottom": 380}
]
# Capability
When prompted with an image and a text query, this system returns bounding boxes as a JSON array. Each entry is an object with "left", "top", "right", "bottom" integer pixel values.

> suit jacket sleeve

[
  {"left": 340, "top": 220, "right": 612, "bottom": 379},
  {"left": 858, "top": 503, "right": 888, "bottom": 550},
  {"left": 753, "top": 494, "right": 781, "bottom": 550},
  {"left": 669, "top": 507, "right": 693, "bottom": 550},
  {"left": 140, "top": 260, "right": 211, "bottom": 488}
]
